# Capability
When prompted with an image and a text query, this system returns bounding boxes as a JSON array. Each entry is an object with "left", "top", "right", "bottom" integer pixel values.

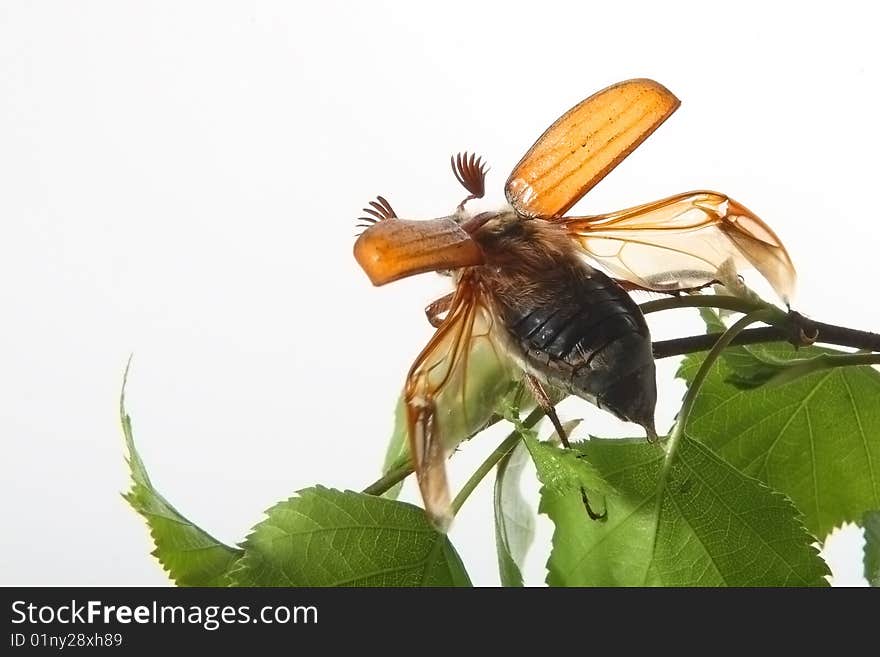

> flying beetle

[{"left": 353, "top": 79, "right": 796, "bottom": 530}]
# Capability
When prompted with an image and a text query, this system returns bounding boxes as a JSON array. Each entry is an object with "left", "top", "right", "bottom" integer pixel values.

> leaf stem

[
  {"left": 665, "top": 308, "right": 775, "bottom": 462},
  {"left": 361, "top": 407, "right": 545, "bottom": 502},
  {"left": 764, "top": 351, "right": 880, "bottom": 387},
  {"left": 803, "top": 352, "right": 880, "bottom": 367},
  {"left": 361, "top": 459, "right": 413, "bottom": 496},
  {"left": 450, "top": 407, "right": 544, "bottom": 515},
  {"left": 639, "top": 294, "right": 779, "bottom": 318}
]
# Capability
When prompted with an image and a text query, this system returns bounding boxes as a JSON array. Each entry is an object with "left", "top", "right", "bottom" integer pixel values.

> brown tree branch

[{"left": 652, "top": 312, "right": 880, "bottom": 359}]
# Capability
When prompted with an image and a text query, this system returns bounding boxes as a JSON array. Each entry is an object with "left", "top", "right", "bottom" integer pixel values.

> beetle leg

[
  {"left": 425, "top": 293, "right": 454, "bottom": 328},
  {"left": 612, "top": 278, "right": 719, "bottom": 296},
  {"left": 525, "top": 374, "right": 607, "bottom": 521},
  {"left": 524, "top": 374, "right": 570, "bottom": 447},
  {"left": 581, "top": 488, "right": 607, "bottom": 521}
]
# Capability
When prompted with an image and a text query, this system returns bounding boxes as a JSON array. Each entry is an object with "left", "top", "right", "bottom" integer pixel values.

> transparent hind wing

[
  {"left": 563, "top": 191, "right": 796, "bottom": 302},
  {"left": 404, "top": 275, "right": 513, "bottom": 530}
]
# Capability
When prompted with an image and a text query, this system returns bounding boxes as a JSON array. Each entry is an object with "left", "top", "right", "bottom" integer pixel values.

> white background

[{"left": 1, "top": 1, "right": 877, "bottom": 586}]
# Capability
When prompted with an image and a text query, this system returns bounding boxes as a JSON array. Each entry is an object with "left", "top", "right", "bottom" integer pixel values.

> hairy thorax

[{"left": 464, "top": 210, "right": 657, "bottom": 432}]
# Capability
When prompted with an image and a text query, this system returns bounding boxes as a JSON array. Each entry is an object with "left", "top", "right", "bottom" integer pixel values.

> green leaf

[
  {"left": 865, "top": 511, "right": 880, "bottom": 587},
  {"left": 229, "top": 487, "right": 472, "bottom": 586},
  {"left": 522, "top": 434, "right": 613, "bottom": 499},
  {"left": 121, "top": 365, "right": 243, "bottom": 586},
  {"left": 498, "top": 394, "right": 611, "bottom": 501},
  {"left": 494, "top": 440, "right": 535, "bottom": 587},
  {"left": 678, "top": 312, "right": 880, "bottom": 537},
  {"left": 541, "top": 436, "right": 829, "bottom": 586},
  {"left": 491, "top": 398, "right": 577, "bottom": 586}
]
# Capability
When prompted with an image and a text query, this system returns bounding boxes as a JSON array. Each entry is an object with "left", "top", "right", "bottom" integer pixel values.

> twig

[
  {"left": 652, "top": 316, "right": 880, "bottom": 360},
  {"left": 362, "top": 408, "right": 545, "bottom": 505},
  {"left": 361, "top": 459, "right": 413, "bottom": 496},
  {"left": 450, "top": 408, "right": 543, "bottom": 514},
  {"left": 640, "top": 294, "right": 777, "bottom": 317}
]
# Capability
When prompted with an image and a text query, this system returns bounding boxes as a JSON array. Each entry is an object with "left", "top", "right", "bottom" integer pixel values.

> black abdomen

[{"left": 495, "top": 264, "right": 656, "bottom": 433}]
